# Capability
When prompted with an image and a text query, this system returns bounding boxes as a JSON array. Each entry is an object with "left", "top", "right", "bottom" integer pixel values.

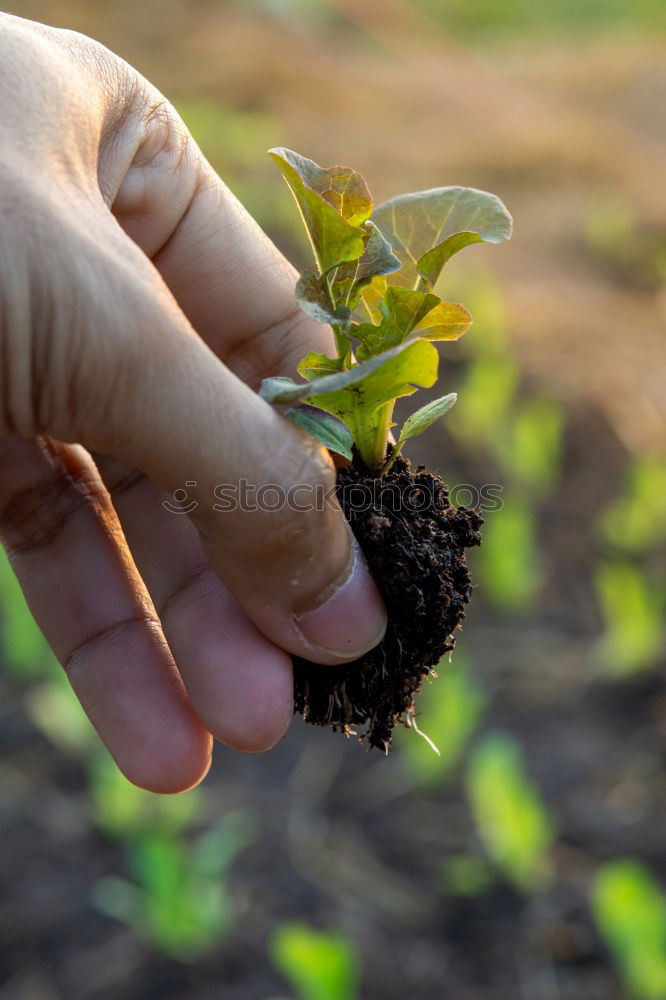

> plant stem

[
  {"left": 382, "top": 440, "right": 404, "bottom": 474},
  {"left": 331, "top": 323, "right": 352, "bottom": 365},
  {"left": 353, "top": 400, "right": 394, "bottom": 474}
]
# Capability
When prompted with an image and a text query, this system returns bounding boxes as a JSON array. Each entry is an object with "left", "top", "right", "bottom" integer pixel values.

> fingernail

[{"left": 293, "top": 539, "right": 387, "bottom": 662}]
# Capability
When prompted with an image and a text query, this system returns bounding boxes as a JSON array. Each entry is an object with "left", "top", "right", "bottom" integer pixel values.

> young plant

[
  {"left": 261, "top": 150, "right": 511, "bottom": 748},
  {"left": 270, "top": 922, "right": 361, "bottom": 1000},
  {"left": 465, "top": 731, "right": 554, "bottom": 892},
  {"left": 92, "top": 810, "right": 256, "bottom": 961},
  {"left": 592, "top": 858, "right": 666, "bottom": 1000},
  {"left": 260, "top": 148, "right": 512, "bottom": 473}
]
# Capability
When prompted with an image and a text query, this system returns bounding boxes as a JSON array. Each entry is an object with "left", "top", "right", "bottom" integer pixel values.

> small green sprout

[
  {"left": 270, "top": 921, "right": 361, "bottom": 1000},
  {"left": 592, "top": 858, "right": 666, "bottom": 1000},
  {"left": 260, "top": 148, "right": 512, "bottom": 474},
  {"left": 465, "top": 731, "right": 554, "bottom": 892},
  {"left": 92, "top": 811, "right": 256, "bottom": 961}
]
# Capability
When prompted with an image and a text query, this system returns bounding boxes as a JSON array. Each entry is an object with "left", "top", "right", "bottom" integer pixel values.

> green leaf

[
  {"left": 259, "top": 376, "right": 302, "bottom": 403},
  {"left": 260, "top": 339, "right": 436, "bottom": 407},
  {"left": 374, "top": 286, "right": 440, "bottom": 338},
  {"left": 412, "top": 299, "right": 473, "bottom": 339},
  {"left": 270, "top": 148, "right": 373, "bottom": 226},
  {"left": 297, "top": 351, "right": 345, "bottom": 381},
  {"left": 269, "top": 148, "right": 366, "bottom": 273},
  {"left": 312, "top": 340, "right": 439, "bottom": 471},
  {"left": 398, "top": 393, "right": 457, "bottom": 445},
  {"left": 595, "top": 560, "right": 664, "bottom": 676},
  {"left": 355, "top": 275, "right": 388, "bottom": 323},
  {"left": 260, "top": 340, "right": 438, "bottom": 471},
  {"left": 330, "top": 221, "right": 401, "bottom": 310},
  {"left": 295, "top": 272, "right": 351, "bottom": 325},
  {"left": 309, "top": 338, "right": 438, "bottom": 416},
  {"left": 476, "top": 493, "right": 542, "bottom": 613},
  {"left": 355, "top": 287, "right": 472, "bottom": 359},
  {"left": 466, "top": 732, "right": 554, "bottom": 892},
  {"left": 357, "top": 220, "right": 401, "bottom": 278},
  {"left": 373, "top": 186, "right": 512, "bottom": 289},
  {"left": 190, "top": 810, "right": 257, "bottom": 880},
  {"left": 599, "top": 453, "right": 666, "bottom": 553},
  {"left": 271, "top": 922, "right": 361, "bottom": 1000},
  {"left": 285, "top": 404, "right": 354, "bottom": 460},
  {"left": 318, "top": 170, "right": 372, "bottom": 226},
  {"left": 592, "top": 859, "right": 666, "bottom": 1000}
]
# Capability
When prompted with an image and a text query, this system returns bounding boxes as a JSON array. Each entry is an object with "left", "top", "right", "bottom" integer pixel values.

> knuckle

[
  {"left": 142, "top": 98, "right": 191, "bottom": 172},
  {"left": 124, "top": 85, "right": 196, "bottom": 187},
  {"left": 0, "top": 439, "right": 102, "bottom": 556},
  {"left": 93, "top": 454, "right": 147, "bottom": 500},
  {"left": 108, "top": 81, "right": 201, "bottom": 256},
  {"left": 64, "top": 613, "right": 154, "bottom": 679}
]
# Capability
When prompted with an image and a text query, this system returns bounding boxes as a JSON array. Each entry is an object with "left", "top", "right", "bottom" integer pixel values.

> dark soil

[{"left": 293, "top": 455, "right": 483, "bottom": 750}]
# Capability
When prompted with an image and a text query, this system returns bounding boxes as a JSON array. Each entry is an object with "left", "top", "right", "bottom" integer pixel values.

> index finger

[{"left": 105, "top": 87, "right": 333, "bottom": 383}]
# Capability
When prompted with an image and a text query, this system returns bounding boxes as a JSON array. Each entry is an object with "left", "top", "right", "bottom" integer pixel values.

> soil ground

[{"left": 294, "top": 457, "right": 482, "bottom": 748}]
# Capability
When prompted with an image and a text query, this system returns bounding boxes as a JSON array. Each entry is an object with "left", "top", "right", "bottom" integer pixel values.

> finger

[
  {"left": 94, "top": 91, "right": 388, "bottom": 663},
  {"left": 96, "top": 454, "right": 294, "bottom": 753},
  {"left": 15, "top": 200, "right": 386, "bottom": 666},
  {"left": 0, "top": 434, "right": 212, "bottom": 792},
  {"left": 104, "top": 89, "right": 334, "bottom": 384}
]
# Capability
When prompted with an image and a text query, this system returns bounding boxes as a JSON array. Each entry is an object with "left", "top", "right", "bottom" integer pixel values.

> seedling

[
  {"left": 465, "top": 731, "right": 554, "bottom": 892},
  {"left": 592, "top": 858, "right": 666, "bottom": 1000},
  {"left": 260, "top": 147, "right": 512, "bottom": 473},
  {"left": 595, "top": 559, "right": 664, "bottom": 676},
  {"left": 261, "top": 150, "right": 511, "bottom": 748},
  {"left": 270, "top": 922, "right": 361, "bottom": 1000},
  {"left": 92, "top": 810, "right": 256, "bottom": 961}
]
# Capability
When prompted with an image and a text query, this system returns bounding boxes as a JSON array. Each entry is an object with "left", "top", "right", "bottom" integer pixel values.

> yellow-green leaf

[
  {"left": 309, "top": 338, "right": 439, "bottom": 424},
  {"left": 271, "top": 148, "right": 373, "bottom": 226},
  {"left": 261, "top": 339, "right": 436, "bottom": 408},
  {"left": 355, "top": 287, "right": 471, "bottom": 359},
  {"left": 330, "top": 221, "right": 401, "bottom": 310},
  {"left": 592, "top": 859, "right": 666, "bottom": 1000},
  {"left": 356, "top": 275, "right": 388, "bottom": 324},
  {"left": 466, "top": 732, "right": 554, "bottom": 892},
  {"left": 297, "top": 351, "right": 345, "bottom": 382},
  {"left": 412, "top": 300, "right": 472, "bottom": 340},
  {"left": 271, "top": 922, "right": 360, "bottom": 1000},
  {"left": 269, "top": 148, "right": 366, "bottom": 273}
]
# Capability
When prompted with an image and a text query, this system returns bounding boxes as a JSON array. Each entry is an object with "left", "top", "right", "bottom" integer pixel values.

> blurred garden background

[{"left": 1, "top": 1, "right": 665, "bottom": 998}]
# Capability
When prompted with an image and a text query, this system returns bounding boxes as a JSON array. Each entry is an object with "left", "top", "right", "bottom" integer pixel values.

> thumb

[{"left": 31, "top": 210, "right": 387, "bottom": 665}]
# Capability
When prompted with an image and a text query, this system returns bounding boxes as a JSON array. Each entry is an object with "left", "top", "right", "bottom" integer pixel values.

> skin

[{"left": 0, "top": 14, "right": 387, "bottom": 792}]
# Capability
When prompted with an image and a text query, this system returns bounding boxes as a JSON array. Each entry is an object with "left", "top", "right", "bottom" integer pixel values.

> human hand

[{"left": 0, "top": 14, "right": 386, "bottom": 791}]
